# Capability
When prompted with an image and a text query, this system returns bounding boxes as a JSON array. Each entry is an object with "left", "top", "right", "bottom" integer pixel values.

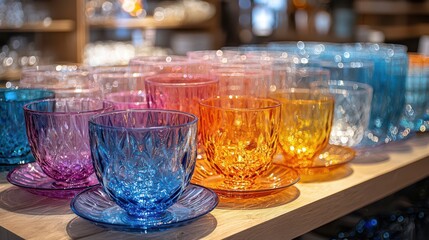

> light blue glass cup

[
  {"left": 362, "top": 43, "right": 409, "bottom": 144},
  {"left": 400, "top": 53, "right": 429, "bottom": 132},
  {"left": 89, "top": 109, "right": 198, "bottom": 225},
  {"left": 0, "top": 88, "right": 55, "bottom": 164},
  {"left": 324, "top": 43, "right": 409, "bottom": 146},
  {"left": 268, "top": 41, "right": 409, "bottom": 147}
]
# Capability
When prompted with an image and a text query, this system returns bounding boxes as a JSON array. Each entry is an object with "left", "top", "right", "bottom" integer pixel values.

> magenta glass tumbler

[{"left": 24, "top": 98, "right": 113, "bottom": 186}]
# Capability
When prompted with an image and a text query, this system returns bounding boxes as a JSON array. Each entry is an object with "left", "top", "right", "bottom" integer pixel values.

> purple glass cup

[{"left": 24, "top": 98, "right": 113, "bottom": 186}]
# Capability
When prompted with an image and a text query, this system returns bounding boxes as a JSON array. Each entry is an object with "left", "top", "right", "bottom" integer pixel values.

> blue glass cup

[
  {"left": 362, "top": 43, "right": 409, "bottom": 144},
  {"left": 264, "top": 41, "right": 410, "bottom": 146},
  {"left": 89, "top": 109, "right": 198, "bottom": 225},
  {"left": 400, "top": 53, "right": 429, "bottom": 132},
  {"left": 0, "top": 88, "right": 55, "bottom": 164}
]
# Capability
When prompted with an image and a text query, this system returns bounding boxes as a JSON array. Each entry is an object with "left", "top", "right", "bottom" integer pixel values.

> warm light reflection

[{"left": 119, "top": 0, "right": 144, "bottom": 17}]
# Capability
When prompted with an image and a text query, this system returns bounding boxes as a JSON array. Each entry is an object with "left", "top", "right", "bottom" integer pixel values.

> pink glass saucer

[
  {"left": 191, "top": 158, "right": 300, "bottom": 198},
  {"left": 7, "top": 162, "right": 99, "bottom": 199}
]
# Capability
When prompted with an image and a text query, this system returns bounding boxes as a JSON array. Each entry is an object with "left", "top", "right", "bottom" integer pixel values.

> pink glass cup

[
  {"left": 145, "top": 73, "right": 219, "bottom": 116},
  {"left": 209, "top": 62, "right": 272, "bottom": 98},
  {"left": 104, "top": 90, "right": 149, "bottom": 110},
  {"left": 129, "top": 55, "right": 209, "bottom": 75},
  {"left": 24, "top": 98, "right": 113, "bottom": 186},
  {"left": 145, "top": 73, "right": 219, "bottom": 157},
  {"left": 186, "top": 50, "right": 242, "bottom": 62}
]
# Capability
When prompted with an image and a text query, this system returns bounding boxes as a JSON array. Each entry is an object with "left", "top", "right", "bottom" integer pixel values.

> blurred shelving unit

[
  {"left": 0, "top": 0, "right": 86, "bottom": 84},
  {"left": 0, "top": 0, "right": 222, "bottom": 82},
  {"left": 354, "top": 0, "right": 429, "bottom": 42}
]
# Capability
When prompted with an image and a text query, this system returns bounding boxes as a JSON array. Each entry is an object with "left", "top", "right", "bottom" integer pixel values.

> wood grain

[{"left": 1, "top": 134, "right": 429, "bottom": 239}]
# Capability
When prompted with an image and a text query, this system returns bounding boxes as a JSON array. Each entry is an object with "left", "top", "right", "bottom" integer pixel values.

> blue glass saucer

[{"left": 70, "top": 184, "right": 219, "bottom": 232}]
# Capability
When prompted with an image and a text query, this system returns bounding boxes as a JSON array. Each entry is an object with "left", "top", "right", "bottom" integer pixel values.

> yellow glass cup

[
  {"left": 199, "top": 96, "right": 282, "bottom": 189},
  {"left": 270, "top": 88, "right": 335, "bottom": 168}
]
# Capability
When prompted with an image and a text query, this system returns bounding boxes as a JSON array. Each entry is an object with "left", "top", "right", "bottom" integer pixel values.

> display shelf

[
  {"left": 88, "top": 17, "right": 214, "bottom": 30},
  {"left": 0, "top": 1, "right": 86, "bottom": 82},
  {"left": 1, "top": 134, "right": 429, "bottom": 239},
  {"left": 0, "top": 70, "right": 20, "bottom": 82},
  {"left": 0, "top": 20, "right": 75, "bottom": 32},
  {"left": 354, "top": 0, "right": 429, "bottom": 41},
  {"left": 355, "top": 0, "right": 429, "bottom": 15},
  {"left": 370, "top": 23, "right": 429, "bottom": 41}
]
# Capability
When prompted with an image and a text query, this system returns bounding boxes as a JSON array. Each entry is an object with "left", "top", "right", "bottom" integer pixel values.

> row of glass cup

[
  {"left": 0, "top": 90, "right": 202, "bottom": 225},
  {"left": 0, "top": 43, "right": 417, "bottom": 228},
  {"left": 0, "top": 85, "right": 362, "bottom": 202},
  {"left": 228, "top": 41, "right": 412, "bottom": 146},
  {"left": 12, "top": 52, "right": 377, "bottom": 150}
]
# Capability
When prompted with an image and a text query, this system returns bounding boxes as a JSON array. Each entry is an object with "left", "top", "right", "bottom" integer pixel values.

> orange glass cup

[
  {"left": 199, "top": 96, "right": 282, "bottom": 188},
  {"left": 270, "top": 88, "right": 335, "bottom": 168}
]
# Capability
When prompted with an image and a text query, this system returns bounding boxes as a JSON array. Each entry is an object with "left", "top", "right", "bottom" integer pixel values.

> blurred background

[
  {"left": 1, "top": 0, "right": 429, "bottom": 87},
  {"left": 1, "top": 1, "right": 429, "bottom": 239}
]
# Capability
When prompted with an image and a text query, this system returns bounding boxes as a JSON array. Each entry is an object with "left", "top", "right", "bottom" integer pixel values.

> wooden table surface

[{"left": 2, "top": 134, "right": 429, "bottom": 240}]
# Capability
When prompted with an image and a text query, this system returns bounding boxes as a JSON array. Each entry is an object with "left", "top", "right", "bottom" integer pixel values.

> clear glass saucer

[
  {"left": 70, "top": 184, "right": 219, "bottom": 232},
  {"left": 7, "top": 162, "right": 99, "bottom": 199}
]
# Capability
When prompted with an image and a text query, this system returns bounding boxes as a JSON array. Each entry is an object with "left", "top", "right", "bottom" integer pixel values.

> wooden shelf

[
  {"left": 0, "top": 20, "right": 75, "bottom": 32},
  {"left": 88, "top": 17, "right": 213, "bottom": 30},
  {"left": 355, "top": 0, "right": 429, "bottom": 15},
  {"left": 0, "top": 69, "right": 21, "bottom": 82},
  {"left": 2, "top": 134, "right": 429, "bottom": 239},
  {"left": 369, "top": 23, "right": 429, "bottom": 40}
]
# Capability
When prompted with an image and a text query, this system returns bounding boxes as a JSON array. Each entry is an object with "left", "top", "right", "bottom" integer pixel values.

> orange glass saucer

[
  {"left": 273, "top": 144, "right": 356, "bottom": 183},
  {"left": 274, "top": 144, "right": 356, "bottom": 169},
  {"left": 191, "top": 158, "right": 300, "bottom": 198}
]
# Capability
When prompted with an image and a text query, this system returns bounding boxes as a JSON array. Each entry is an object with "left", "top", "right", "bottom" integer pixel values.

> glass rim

[
  {"left": 270, "top": 88, "right": 335, "bottom": 103},
  {"left": 144, "top": 73, "right": 219, "bottom": 86},
  {"left": 21, "top": 64, "right": 92, "bottom": 73},
  {"left": 104, "top": 91, "right": 147, "bottom": 104},
  {"left": 89, "top": 109, "right": 198, "bottom": 131},
  {"left": 105, "top": 90, "right": 145, "bottom": 98},
  {"left": 310, "top": 80, "right": 373, "bottom": 95},
  {"left": 187, "top": 49, "right": 238, "bottom": 58},
  {"left": 199, "top": 95, "right": 282, "bottom": 112},
  {"left": 319, "top": 60, "right": 375, "bottom": 68},
  {"left": 0, "top": 88, "right": 55, "bottom": 102},
  {"left": 128, "top": 55, "right": 190, "bottom": 65},
  {"left": 23, "top": 97, "right": 112, "bottom": 115}
]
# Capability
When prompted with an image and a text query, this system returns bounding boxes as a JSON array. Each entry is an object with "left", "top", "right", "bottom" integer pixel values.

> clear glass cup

[
  {"left": 89, "top": 65, "right": 148, "bottom": 97},
  {"left": 310, "top": 80, "right": 373, "bottom": 147},
  {"left": 19, "top": 64, "right": 102, "bottom": 98},
  {"left": 129, "top": 55, "right": 208, "bottom": 75}
]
